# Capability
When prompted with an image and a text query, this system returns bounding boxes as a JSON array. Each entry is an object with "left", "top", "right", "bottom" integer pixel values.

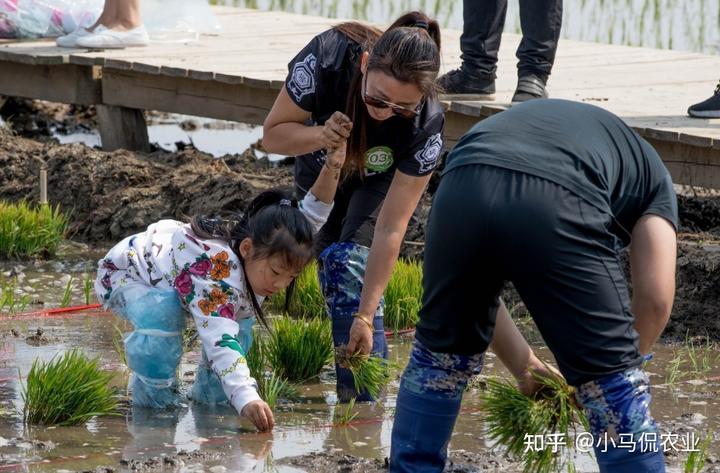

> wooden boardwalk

[{"left": 1, "top": 7, "right": 720, "bottom": 187}]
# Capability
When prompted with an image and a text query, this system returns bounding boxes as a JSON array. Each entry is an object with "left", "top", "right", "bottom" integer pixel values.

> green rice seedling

[
  {"left": 22, "top": 349, "right": 120, "bottom": 426},
  {"left": 0, "top": 201, "right": 68, "bottom": 259},
  {"left": 112, "top": 323, "right": 127, "bottom": 367},
  {"left": 269, "top": 261, "right": 325, "bottom": 318},
  {"left": 684, "top": 432, "right": 712, "bottom": 473},
  {"left": 384, "top": 258, "right": 423, "bottom": 332},
  {"left": 265, "top": 316, "right": 333, "bottom": 382},
  {"left": 60, "top": 276, "right": 74, "bottom": 308},
  {"left": 334, "top": 397, "right": 359, "bottom": 425},
  {"left": 684, "top": 335, "right": 715, "bottom": 378},
  {"left": 336, "top": 345, "right": 391, "bottom": 400},
  {"left": 247, "top": 334, "right": 297, "bottom": 407},
  {"left": 480, "top": 371, "right": 588, "bottom": 473},
  {"left": 0, "top": 277, "right": 31, "bottom": 314},
  {"left": 665, "top": 349, "right": 685, "bottom": 385},
  {"left": 83, "top": 272, "right": 95, "bottom": 305}
]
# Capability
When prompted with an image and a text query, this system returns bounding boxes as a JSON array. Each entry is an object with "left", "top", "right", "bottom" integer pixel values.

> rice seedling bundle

[
  {"left": 22, "top": 349, "right": 120, "bottom": 426},
  {"left": 269, "top": 261, "right": 326, "bottom": 318},
  {"left": 336, "top": 345, "right": 391, "bottom": 400},
  {"left": 334, "top": 397, "right": 359, "bottom": 425},
  {"left": 383, "top": 258, "right": 422, "bottom": 332},
  {"left": 265, "top": 316, "right": 333, "bottom": 382},
  {"left": 247, "top": 331, "right": 298, "bottom": 407},
  {"left": 0, "top": 201, "right": 68, "bottom": 259},
  {"left": 480, "top": 373, "right": 588, "bottom": 473}
]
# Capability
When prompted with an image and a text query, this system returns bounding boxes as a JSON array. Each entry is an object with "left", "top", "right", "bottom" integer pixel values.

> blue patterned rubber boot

[
  {"left": 109, "top": 284, "right": 186, "bottom": 409},
  {"left": 318, "top": 242, "right": 388, "bottom": 402},
  {"left": 575, "top": 367, "right": 666, "bottom": 473},
  {"left": 390, "top": 340, "right": 484, "bottom": 472}
]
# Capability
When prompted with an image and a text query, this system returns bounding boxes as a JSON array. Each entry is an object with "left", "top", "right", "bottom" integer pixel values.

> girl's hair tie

[{"left": 413, "top": 20, "right": 428, "bottom": 30}]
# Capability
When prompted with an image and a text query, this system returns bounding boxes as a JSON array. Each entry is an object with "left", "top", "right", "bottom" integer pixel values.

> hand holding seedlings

[
  {"left": 241, "top": 399, "right": 275, "bottom": 432},
  {"left": 347, "top": 312, "right": 374, "bottom": 355},
  {"left": 325, "top": 140, "right": 347, "bottom": 171},
  {"left": 319, "top": 111, "right": 352, "bottom": 150}
]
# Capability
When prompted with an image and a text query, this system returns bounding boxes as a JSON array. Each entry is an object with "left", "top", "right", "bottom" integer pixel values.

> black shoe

[
  {"left": 437, "top": 68, "right": 496, "bottom": 100},
  {"left": 511, "top": 74, "right": 548, "bottom": 103},
  {"left": 688, "top": 83, "right": 720, "bottom": 118}
]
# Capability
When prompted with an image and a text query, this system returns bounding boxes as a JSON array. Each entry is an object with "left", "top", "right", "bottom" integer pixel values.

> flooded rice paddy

[{"left": 0, "top": 252, "right": 717, "bottom": 472}]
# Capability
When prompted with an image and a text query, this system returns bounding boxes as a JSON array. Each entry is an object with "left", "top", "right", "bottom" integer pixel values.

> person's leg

[
  {"left": 437, "top": 0, "right": 507, "bottom": 98},
  {"left": 511, "top": 0, "right": 562, "bottom": 102},
  {"left": 109, "top": 284, "right": 186, "bottom": 409},
  {"left": 498, "top": 174, "right": 664, "bottom": 472},
  {"left": 390, "top": 165, "right": 505, "bottom": 472},
  {"left": 318, "top": 242, "right": 388, "bottom": 402},
  {"left": 106, "top": 0, "right": 142, "bottom": 30}
]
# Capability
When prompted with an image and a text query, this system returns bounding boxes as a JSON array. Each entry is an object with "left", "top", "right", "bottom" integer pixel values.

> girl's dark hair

[
  {"left": 190, "top": 189, "right": 314, "bottom": 329},
  {"left": 334, "top": 11, "right": 442, "bottom": 176}
]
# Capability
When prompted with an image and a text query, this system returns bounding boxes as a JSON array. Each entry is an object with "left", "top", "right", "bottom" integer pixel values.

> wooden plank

[
  {"left": 0, "top": 61, "right": 101, "bottom": 105},
  {"left": 96, "top": 104, "right": 150, "bottom": 152},
  {"left": 101, "top": 69, "right": 279, "bottom": 125}
]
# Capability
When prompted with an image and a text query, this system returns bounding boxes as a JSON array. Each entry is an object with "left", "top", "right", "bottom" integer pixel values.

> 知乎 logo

[{"left": 364, "top": 146, "right": 394, "bottom": 173}]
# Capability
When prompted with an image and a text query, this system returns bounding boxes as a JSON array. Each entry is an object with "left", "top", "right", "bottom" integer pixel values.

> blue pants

[
  {"left": 390, "top": 342, "right": 665, "bottom": 473},
  {"left": 318, "top": 242, "right": 388, "bottom": 402}
]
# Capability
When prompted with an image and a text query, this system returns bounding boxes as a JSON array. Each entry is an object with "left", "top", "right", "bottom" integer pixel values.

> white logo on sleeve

[
  {"left": 415, "top": 132, "right": 443, "bottom": 173},
  {"left": 288, "top": 53, "right": 317, "bottom": 103}
]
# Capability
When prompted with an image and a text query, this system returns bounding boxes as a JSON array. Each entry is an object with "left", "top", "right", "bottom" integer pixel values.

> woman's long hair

[{"left": 333, "top": 11, "right": 442, "bottom": 176}]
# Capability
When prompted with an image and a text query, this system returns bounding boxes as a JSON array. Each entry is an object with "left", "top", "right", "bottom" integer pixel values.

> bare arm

[
  {"left": 347, "top": 171, "right": 431, "bottom": 354},
  {"left": 262, "top": 87, "right": 351, "bottom": 156},
  {"left": 629, "top": 214, "right": 677, "bottom": 354},
  {"left": 307, "top": 143, "right": 345, "bottom": 204}
]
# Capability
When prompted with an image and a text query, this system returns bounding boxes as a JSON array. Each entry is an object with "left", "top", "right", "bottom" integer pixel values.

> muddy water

[{"left": 0, "top": 310, "right": 718, "bottom": 473}]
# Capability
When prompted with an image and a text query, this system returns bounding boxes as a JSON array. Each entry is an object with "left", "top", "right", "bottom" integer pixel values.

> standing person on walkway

[
  {"left": 56, "top": 0, "right": 149, "bottom": 48},
  {"left": 390, "top": 99, "right": 677, "bottom": 473},
  {"left": 688, "top": 81, "right": 720, "bottom": 118},
  {"left": 438, "top": 0, "right": 562, "bottom": 103},
  {"left": 263, "top": 11, "right": 447, "bottom": 402}
]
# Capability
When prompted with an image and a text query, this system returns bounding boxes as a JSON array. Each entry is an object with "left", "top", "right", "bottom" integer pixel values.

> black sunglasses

[{"left": 362, "top": 76, "right": 422, "bottom": 119}]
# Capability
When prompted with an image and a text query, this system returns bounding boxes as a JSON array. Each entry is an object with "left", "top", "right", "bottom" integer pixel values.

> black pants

[
  {"left": 461, "top": 0, "right": 563, "bottom": 78},
  {"left": 416, "top": 165, "right": 642, "bottom": 386}
]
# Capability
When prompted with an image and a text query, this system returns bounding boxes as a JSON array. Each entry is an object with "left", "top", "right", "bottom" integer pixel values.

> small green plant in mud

[
  {"left": 384, "top": 258, "right": 423, "bottom": 333},
  {"left": 480, "top": 371, "right": 588, "bottom": 473},
  {"left": 82, "top": 271, "right": 95, "bottom": 305},
  {"left": 269, "top": 261, "right": 325, "bottom": 318},
  {"left": 684, "top": 432, "right": 712, "bottom": 473},
  {"left": 0, "top": 277, "right": 31, "bottom": 314},
  {"left": 336, "top": 345, "right": 392, "bottom": 400},
  {"left": 265, "top": 316, "right": 333, "bottom": 383},
  {"left": 60, "top": 275, "right": 75, "bottom": 308},
  {"left": 22, "top": 349, "right": 120, "bottom": 426},
  {"left": 0, "top": 201, "right": 68, "bottom": 259},
  {"left": 665, "top": 335, "right": 719, "bottom": 385},
  {"left": 334, "top": 397, "right": 359, "bottom": 425},
  {"left": 112, "top": 323, "right": 128, "bottom": 367},
  {"left": 247, "top": 332, "right": 297, "bottom": 408},
  {"left": 665, "top": 350, "right": 685, "bottom": 385}
]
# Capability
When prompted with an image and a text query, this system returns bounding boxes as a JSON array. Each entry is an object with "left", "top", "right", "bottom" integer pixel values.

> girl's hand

[
  {"left": 325, "top": 140, "right": 347, "bottom": 170},
  {"left": 241, "top": 400, "right": 275, "bottom": 432},
  {"left": 347, "top": 314, "right": 373, "bottom": 355},
  {"left": 319, "top": 111, "right": 352, "bottom": 149},
  {"left": 517, "top": 355, "right": 564, "bottom": 398}
]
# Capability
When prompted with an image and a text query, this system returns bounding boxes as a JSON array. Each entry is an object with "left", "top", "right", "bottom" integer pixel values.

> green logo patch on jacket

[{"left": 364, "top": 146, "right": 394, "bottom": 172}]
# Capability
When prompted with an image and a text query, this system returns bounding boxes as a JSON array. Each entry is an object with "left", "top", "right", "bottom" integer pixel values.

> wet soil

[{"left": 1, "top": 101, "right": 720, "bottom": 344}]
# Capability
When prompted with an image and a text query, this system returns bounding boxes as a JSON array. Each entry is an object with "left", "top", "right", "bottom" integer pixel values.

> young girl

[
  {"left": 95, "top": 145, "right": 347, "bottom": 432},
  {"left": 263, "top": 11, "right": 445, "bottom": 401}
]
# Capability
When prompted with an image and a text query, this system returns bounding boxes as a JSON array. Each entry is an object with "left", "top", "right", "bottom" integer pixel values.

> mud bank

[{"left": 1, "top": 119, "right": 720, "bottom": 342}]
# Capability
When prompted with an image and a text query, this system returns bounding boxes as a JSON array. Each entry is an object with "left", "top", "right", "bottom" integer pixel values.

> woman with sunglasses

[{"left": 262, "top": 11, "right": 445, "bottom": 401}]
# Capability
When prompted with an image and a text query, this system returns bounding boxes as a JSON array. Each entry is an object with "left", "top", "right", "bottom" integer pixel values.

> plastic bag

[
  {"left": 109, "top": 284, "right": 186, "bottom": 409},
  {"left": 142, "top": 0, "right": 221, "bottom": 43},
  {"left": 0, "top": 0, "right": 101, "bottom": 38}
]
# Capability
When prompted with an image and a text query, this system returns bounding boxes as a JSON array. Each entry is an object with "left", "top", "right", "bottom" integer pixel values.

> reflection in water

[{"left": 218, "top": 0, "right": 720, "bottom": 54}]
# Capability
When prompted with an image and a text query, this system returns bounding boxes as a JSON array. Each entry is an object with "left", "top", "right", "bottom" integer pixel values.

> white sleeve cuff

[
  {"left": 230, "top": 383, "right": 262, "bottom": 417},
  {"left": 299, "top": 191, "right": 334, "bottom": 234}
]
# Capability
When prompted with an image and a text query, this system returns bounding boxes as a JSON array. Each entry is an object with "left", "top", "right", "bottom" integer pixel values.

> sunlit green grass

[
  {"left": 0, "top": 201, "right": 68, "bottom": 259},
  {"left": 384, "top": 258, "right": 423, "bottom": 332}
]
